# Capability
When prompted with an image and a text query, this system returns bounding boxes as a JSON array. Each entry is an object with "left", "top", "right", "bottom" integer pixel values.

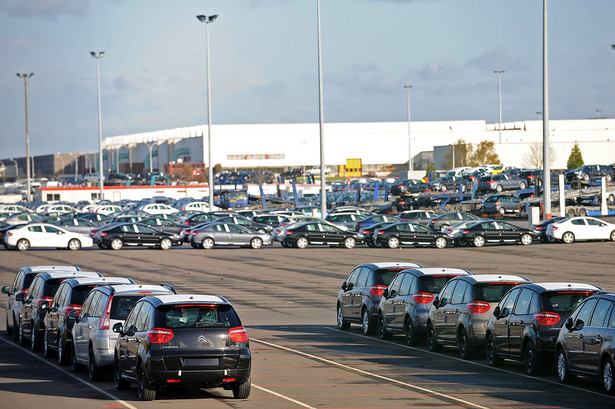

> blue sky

[{"left": 1, "top": 0, "right": 614, "bottom": 159}]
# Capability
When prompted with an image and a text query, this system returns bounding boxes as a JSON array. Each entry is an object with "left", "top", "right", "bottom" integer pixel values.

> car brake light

[
  {"left": 488, "top": 181, "right": 495, "bottom": 184},
  {"left": 552, "top": 226, "right": 558, "bottom": 230},
  {"left": 99, "top": 296, "right": 113, "bottom": 330},
  {"left": 101, "top": 232, "right": 107, "bottom": 237},
  {"left": 533, "top": 311, "right": 560, "bottom": 326},
  {"left": 462, "top": 229, "right": 469, "bottom": 235},
  {"left": 413, "top": 292, "right": 434, "bottom": 304},
  {"left": 223, "top": 377, "right": 236, "bottom": 382},
  {"left": 167, "top": 379, "right": 181, "bottom": 383},
  {"left": 7, "top": 232, "right": 12, "bottom": 236},
  {"left": 147, "top": 328, "right": 174, "bottom": 343},
  {"left": 495, "top": 201, "right": 500, "bottom": 206},
  {"left": 467, "top": 301, "right": 490, "bottom": 314},
  {"left": 192, "top": 231, "right": 198, "bottom": 235},
  {"left": 369, "top": 285, "right": 388, "bottom": 296},
  {"left": 287, "top": 230, "right": 294, "bottom": 235},
  {"left": 228, "top": 327, "right": 249, "bottom": 343},
  {"left": 38, "top": 296, "right": 53, "bottom": 308},
  {"left": 536, "top": 226, "right": 543, "bottom": 231},
  {"left": 185, "top": 221, "right": 190, "bottom": 225},
  {"left": 362, "top": 229, "right": 370, "bottom": 235},
  {"left": 65, "top": 304, "right": 82, "bottom": 316}
]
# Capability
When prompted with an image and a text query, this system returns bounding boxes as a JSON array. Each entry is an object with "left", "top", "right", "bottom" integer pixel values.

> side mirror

[
  {"left": 67, "top": 310, "right": 79, "bottom": 321},
  {"left": 433, "top": 297, "right": 440, "bottom": 308},
  {"left": 40, "top": 301, "right": 50, "bottom": 311},
  {"left": 564, "top": 317, "right": 573, "bottom": 331},
  {"left": 112, "top": 322, "right": 123, "bottom": 334},
  {"left": 493, "top": 306, "right": 501, "bottom": 318},
  {"left": 341, "top": 282, "right": 347, "bottom": 291},
  {"left": 1, "top": 286, "right": 9, "bottom": 295},
  {"left": 15, "top": 293, "right": 24, "bottom": 302},
  {"left": 383, "top": 288, "right": 389, "bottom": 298}
]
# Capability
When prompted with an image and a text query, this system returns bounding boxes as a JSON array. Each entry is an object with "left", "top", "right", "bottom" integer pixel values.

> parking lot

[{"left": 2, "top": 243, "right": 615, "bottom": 408}]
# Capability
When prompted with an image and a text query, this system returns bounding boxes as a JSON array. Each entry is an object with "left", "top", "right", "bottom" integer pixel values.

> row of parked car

[
  {"left": 2, "top": 265, "right": 251, "bottom": 401},
  {"left": 336, "top": 262, "right": 615, "bottom": 394}
]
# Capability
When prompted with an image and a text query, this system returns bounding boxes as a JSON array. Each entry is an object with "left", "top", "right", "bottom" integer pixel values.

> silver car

[
  {"left": 71, "top": 283, "right": 176, "bottom": 381},
  {"left": 190, "top": 222, "right": 273, "bottom": 249}
]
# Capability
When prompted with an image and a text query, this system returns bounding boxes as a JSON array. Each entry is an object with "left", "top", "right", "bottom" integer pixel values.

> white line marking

[
  {"left": 0, "top": 337, "right": 139, "bottom": 409},
  {"left": 252, "top": 384, "right": 317, "bottom": 409},
  {"left": 251, "top": 337, "right": 490, "bottom": 409}
]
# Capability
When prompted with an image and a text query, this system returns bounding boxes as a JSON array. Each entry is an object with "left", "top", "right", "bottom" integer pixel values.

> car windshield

[
  {"left": 374, "top": 269, "right": 406, "bottom": 286},
  {"left": 418, "top": 275, "right": 460, "bottom": 293},
  {"left": 473, "top": 283, "right": 522, "bottom": 302},
  {"left": 541, "top": 291, "right": 596, "bottom": 313},
  {"left": 158, "top": 304, "right": 240, "bottom": 328}
]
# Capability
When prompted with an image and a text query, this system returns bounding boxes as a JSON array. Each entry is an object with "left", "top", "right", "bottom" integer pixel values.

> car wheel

[
  {"left": 296, "top": 237, "right": 309, "bottom": 249},
  {"left": 440, "top": 224, "right": 450, "bottom": 232},
  {"left": 495, "top": 185, "right": 503, "bottom": 193},
  {"left": 336, "top": 304, "right": 350, "bottom": 330},
  {"left": 473, "top": 235, "right": 485, "bottom": 247},
  {"left": 562, "top": 232, "right": 575, "bottom": 244},
  {"left": 602, "top": 357, "right": 615, "bottom": 395},
  {"left": 377, "top": 313, "right": 391, "bottom": 340},
  {"left": 67, "top": 238, "right": 81, "bottom": 251},
  {"left": 250, "top": 237, "right": 263, "bottom": 249},
  {"left": 110, "top": 238, "right": 123, "bottom": 250},
  {"left": 114, "top": 356, "right": 130, "bottom": 390},
  {"left": 458, "top": 328, "right": 473, "bottom": 359},
  {"left": 366, "top": 241, "right": 375, "bottom": 248},
  {"left": 343, "top": 237, "right": 356, "bottom": 249},
  {"left": 519, "top": 182, "right": 527, "bottom": 190},
  {"left": 556, "top": 348, "right": 575, "bottom": 384},
  {"left": 43, "top": 332, "right": 55, "bottom": 358},
  {"left": 257, "top": 228, "right": 266, "bottom": 234},
  {"left": 547, "top": 235, "right": 557, "bottom": 243},
  {"left": 71, "top": 344, "right": 85, "bottom": 372},
  {"left": 5, "top": 315, "right": 12, "bottom": 337},
  {"left": 16, "top": 239, "right": 30, "bottom": 251},
  {"left": 498, "top": 207, "right": 506, "bottom": 215},
  {"left": 18, "top": 324, "right": 27, "bottom": 346},
  {"left": 486, "top": 333, "right": 503, "bottom": 366},
  {"left": 58, "top": 337, "right": 70, "bottom": 365},
  {"left": 31, "top": 327, "right": 41, "bottom": 352},
  {"left": 137, "top": 362, "right": 156, "bottom": 401},
  {"left": 202, "top": 237, "right": 215, "bottom": 249},
  {"left": 387, "top": 236, "right": 400, "bottom": 249},
  {"left": 520, "top": 233, "right": 533, "bottom": 245},
  {"left": 232, "top": 377, "right": 251, "bottom": 399},
  {"left": 434, "top": 237, "right": 447, "bottom": 249},
  {"left": 361, "top": 308, "right": 375, "bottom": 335},
  {"left": 88, "top": 348, "right": 103, "bottom": 381},
  {"left": 426, "top": 322, "right": 442, "bottom": 352},
  {"left": 523, "top": 341, "right": 541, "bottom": 375},
  {"left": 159, "top": 238, "right": 172, "bottom": 250},
  {"left": 404, "top": 317, "right": 419, "bottom": 346},
  {"left": 610, "top": 231, "right": 615, "bottom": 242}
]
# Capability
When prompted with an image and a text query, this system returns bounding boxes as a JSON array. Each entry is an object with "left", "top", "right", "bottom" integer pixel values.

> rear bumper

[{"left": 146, "top": 354, "right": 251, "bottom": 387}]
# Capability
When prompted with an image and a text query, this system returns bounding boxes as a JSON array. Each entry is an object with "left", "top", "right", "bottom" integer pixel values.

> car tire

[
  {"left": 296, "top": 237, "right": 309, "bottom": 249},
  {"left": 562, "top": 232, "right": 575, "bottom": 244},
  {"left": 426, "top": 322, "right": 442, "bottom": 352},
  {"left": 16, "top": 239, "right": 30, "bottom": 251},
  {"left": 498, "top": 207, "right": 506, "bottom": 216},
  {"left": 114, "top": 357, "right": 130, "bottom": 390},
  {"left": 88, "top": 348, "right": 104, "bottom": 381},
  {"left": 233, "top": 377, "right": 251, "bottom": 399},
  {"left": 159, "top": 238, "right": 172, "bottom": 250},
  {"left": 361, "top": 308, "right": 375, "bottom": 335},
  {"left": 434, "top": 237, "right": 447, "bottom": 249},
  {"left": 43, "top": 332, "right": 55, "bottom": 358},
  {"left": 520, "top": 233, "right": 533, "bottom": 245},
  {"left": 31, "top": 327, "right": 41, "bottom": 352},
  {"left": 473, "top": 235, "right": 485, "bottom": 247},
  {"left": 377, "top": 313, "right": 392, "bottom": 340},
  {"left": 336, "top": 304, "right": 350, "bottom": 330},
  {"left": 610, "top": 230, "right": 615, "bottom": 242},
  {"left": 556, "top": 348, "right": 575, "bottom": 384},
  {"left": 366, "top": 241, "right": 375, "bottom": 248},
  {"left": 458, "top": 328, "right": 473, "bottom": 359},
  {"left": 250, "top": 237, "right": 263, "bottom": 249},
  {"left": 5, "top": 316, "right": 12, "bottom": 337},
  {"left": 71, "top": 344, "right": 85, "bottom": 372},
  {"left": 486, "top": 333, "right": 503, "bottom": 366},
  {"left": 137, "top": 362, "right": 156, "bottom": 401},
  {"left": 202, "top": 237, "right": 215, "bottom": 249},
  {"left": 439, "top": 224, "right": 449, "bottom": 232},
  {"left": 404, "top": 317, "right": 419, "bottom": 346},
  {"left": 110, "top": 238, "right": 123, "bottom": 250},
  {"left": 523, "top": 341, "right": 541, "bottom": 375},
  {"left": 387, "top": 236, "right": 400, "bottom": 249},
  {"left": 496, "top": 185, "right": 503, "bottom": 193},
  {"left": 343, "top": 237, "right": 356, "bottom": 249},
  {"left": 18, "top": 324, "right": 27, "bottom": 346},
  {"left": 67, "top": 238, "right": 81, "bottom": 251},
  {"left": 519, "top": 182, "right": 527, "bottom": 190},
  {"left": 58, "top": 336, "right": 70, "bottom": 365},
  {"left": 602, "top": 357, "right": 615, "bottom": 395}
]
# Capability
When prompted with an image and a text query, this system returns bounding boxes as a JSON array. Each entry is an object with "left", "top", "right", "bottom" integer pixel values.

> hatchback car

[
  {"left": 477, "top": 174, "right": 527, "bottom": 193},
  {"left": 191, "top": 222, "right": 273, "bottom": 249},
  {"left": 458, "top": 220, "right": 538, "bottom": 247},
  {"left": 482, "top": 195, "right": 523, "bottom": 215},
  {"left": 426, "top": 274, "right": 532, "bottom": 359},
  {"left": 337, "top": 262, "right": 423, "bottom": 335},
  {"left": 113, "top": 294, "right": 251, "bottom": 401},
  {"left": 486, "top": 282, "right": 600, "bottom": 375},
  {"left": 72, "top": 283, "right": 176, "bottom": 381},
  {"left": 377, "top": 268, "right": 472, "bottom": 345},
  {"left": 555, "top": 291, "right": 615, "bottom": 394},
  {"left": 374, "top": 222, "right": 449, "bottom": 249},
  {"left": 564, "top": 165, "right": 614, "bottom": 184},
  {"left": 546, "top": 216, "right": 615, "bottom": 243}
]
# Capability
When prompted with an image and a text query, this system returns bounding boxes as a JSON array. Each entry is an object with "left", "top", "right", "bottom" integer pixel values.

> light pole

[
  {"left": 595, "top": 109, "right": 603, "bottom": 119},
  {"left": 197, "top": 14, "right": 218, "bottom": 211},
  {"left": 144, "top": 142, "right": 157, "bottom": 173},
  {"left": 449, "top": 126, "right": 455, "bottom": 168},
  {"left": 494, "top": 70, "right": 505, "bottom": 144},
  {"left": 9, "top": 158, "right": 18, "bottom": 179},
  {"left": 542, "top": 0, "right": 552, "bottom": 219},
  {"left": 17, "top": 73, "right": 34, "bottom": 202},
  {"left": 404, "top": 85, "right": 413, "bottom": 173},
  {"left": 91, "top": 51, "right": 105, "bottom": 201},
  {"left": 316, "top": 0, "right": 327, "bottom": 218}
]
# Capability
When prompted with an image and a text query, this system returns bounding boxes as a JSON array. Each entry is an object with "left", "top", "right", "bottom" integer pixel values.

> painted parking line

[
  {"left": 252, "top": 384, "right": 317, "bottom": 409},
  {"left": 251, "top": 337, "right": 490, "bottom": 409}
]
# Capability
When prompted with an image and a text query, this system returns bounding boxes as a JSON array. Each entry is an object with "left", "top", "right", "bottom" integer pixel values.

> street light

[
  {"left": 91, "top": 51, "right": 105, "bottom": 201},
  {"left": 542, "top": 0, "right": 552, "bottom": 219},
  {"left": 494, "top": 70, "right": 505, "bottom": 144},
  {"left": 17, "top": 73, "right": 34, "bottom": 202},
  {"left": 404, "top": 85, "right": 413, "bottom": 173},
  {"left": 316, "top": 0, "right": 327, "bottom": 218},
  {"left": 449, "top": 126, "right": 455, "bottom": 168},
  {"left": 196, "top": 14, "right": 218, "bottom": 211}
]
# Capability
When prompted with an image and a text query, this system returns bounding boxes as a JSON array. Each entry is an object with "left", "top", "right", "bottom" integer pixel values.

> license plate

[{"left": 184, "top": 358, "right": 219, "bottom": 367}]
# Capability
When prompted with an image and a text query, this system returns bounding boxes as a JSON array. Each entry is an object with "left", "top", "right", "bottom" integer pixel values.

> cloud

[
  {"left": 417, "top": 60, "right": 464, "bottom": 81},
  {"left": 0, "top": 0, "right": 92, "bottom": 19},
  {"left": 466, "top": 46, "right": 528, "bottom": 72}
]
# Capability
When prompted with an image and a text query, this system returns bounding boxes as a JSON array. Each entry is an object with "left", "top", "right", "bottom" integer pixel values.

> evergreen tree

[{"left": 566, "top": 142, "right": 584, "bottom": 169}]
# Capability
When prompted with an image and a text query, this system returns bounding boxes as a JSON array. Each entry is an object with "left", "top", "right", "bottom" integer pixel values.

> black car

[
  {"left": 359, "top": 221, "right": 396, "bottom": 247},
  {"left": 337, "top": 262, "right": 423, "bottom": 335},
  {"left": 43, "top": 276, "right": 134, "bottom": 364},
  {"left": 389, "top": 179, "right": 431, "bottom": 196},
  {"left": 280, "top": 168, "right": 304, "bottom": 180},
  {"left": 374, "top": 222, "right": 450, "bottom": 249},
  {"left": 354, "top": 215, "right": 401, "bottom": 232},
  {"left": 486, "top": 282, "right": 600, "bottom": 375},
  {"left": 113, "top": 294, "right": 251, "bottom": 401},
  {"left": 427, "top": 211, "right": 484, "bottom": 232},
  {"left": 17, "top": 271, "right": 104, "bottom": 351},
  {"left": 74, "top": 212, "right": 113, "bottom": 225},
  {"left": 105, "top": 172, "right": 133, "bottom": 186},
  {"left": 95, "top": 223, "right": 183, "bottom": 250},
  {"left": 283, "top": 221, "right": 364, "bottom": 249},
  {"left": 565, "top": 165, "right": 614, "bottom": 184},
  {"left": 181, "top": 212, "right": 220, "bottom": 228},
  {"left": 458, "top": 220, "right": 539, "bottom": 247}
]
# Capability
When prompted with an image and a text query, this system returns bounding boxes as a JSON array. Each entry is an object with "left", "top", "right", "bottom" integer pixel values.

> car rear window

[
  {"left": 158, "top": 304, "right": 240, "bottom": 328},
  {"left": 72, "top": 285, "right": 99, "bottom": 305},
  {"left": 374, "top": 269, "right": 406, "bottom": 286},
  {"left": 541, "top": 291, "right": 596, "bottom": 313},
  {"left": 23, "top": 274, "right": 36, "bottom": 290},
  {"left": 111, "top": 295, "right": 144, "bottom": 320},
  {"left": 43, "top": 279, "right": 65, "bottom": 297},
  {"left": 418, "top": 275, "right": 459, "bottom": 294},
  {"left": 473, "top": 283, "right": 522, "bottom": 302}
]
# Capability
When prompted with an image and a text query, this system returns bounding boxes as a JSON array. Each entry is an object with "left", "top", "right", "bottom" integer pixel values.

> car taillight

[
  {"left": 552, "top": 226, "right": 558, "bottom": 230},
  {"left": 192, "top": 231, "right": 198, "bottom": 235},
  {"left": 287, "top": 230, "right": 294, "bottom": 235},
  {"left": 413, "top": 292, "right": 434, "bottom": 304},
  {"left": 533, "top": 311, "right": 560, "bottom": 326},
  {"left": 462, "top": 229, "right": 470, "bottom": 235},
  {"left": 445, "top": 229, "right": 452, "bottom": 234},
  {"left": 488, "top": 181, "right": 495, "bottom": 184},
  {"left": 90, "top": 231, "right": 96, "bottom": 236},
  {"left": 228, "top": 326, "right": 249, "bottom": 343},
  {"left": 7, "top": 232, "right": 13, "bottom": 236},
  {"left": 147, "top": 328, "right": 174, "bottom": 344},
  {"left": 430, "top": 219, "right": 436, "bottom": 224},
  {"left": 536, "top": 226, "right": 543, "bottom": 231},
  {"left": 101, "top": 232, "right": 107, "bottom": 237},
  {"left": 467, "top": 301, "right": 491, "bottom": 314},
  {"left": 495, "top": 201, "right": 500, "bottom": 207},
  {"left": 38, "top": 296, "right": 53, "bottom": 307},
  {"left": 65, "top": 304, "right": 82, "bottom": 316},
  {"left": 398, "top": 201, "right": 405, "bottom": 205},
  {"left": 528, "top": 175, "right": 535, "bottom": 180},
  {"left": 185, "top": 220, "right": 190, "bottom": 225},
  {"left": 99, "top": 296, "right": 113, "bottom": 330},
  {"left": 362, "top": 229, "right": 370, "bottom": 235},
  {"left": 369, "top": 285, "right": 388, "bottom": 296}
]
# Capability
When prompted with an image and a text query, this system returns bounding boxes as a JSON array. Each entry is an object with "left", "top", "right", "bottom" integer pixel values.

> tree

[
  {"left": 425, "top": 162, "right": 436, "bottom": 180},
  {"left": 566, "top": 142, "right": 584, "bottom": 169},
  {"left": 442, "top": 139, "right": 472, "bottom": 168},
  {"left": 468, "top": 140, "right": 501, "bottom": 166},
  {"left": 522, "top": 143, "right": 558, "bottom": 169}
]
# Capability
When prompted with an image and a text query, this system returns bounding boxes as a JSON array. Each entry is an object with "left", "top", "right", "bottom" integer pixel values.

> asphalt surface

[{"left": 1, "top": 241, "right": 615, "bottom": 409}]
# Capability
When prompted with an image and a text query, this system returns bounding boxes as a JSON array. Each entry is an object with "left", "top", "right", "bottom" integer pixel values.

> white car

[
  {"left": 93, "top": 205, "right": 123, "bottom": 215},
  {"left": 5, "top": 223, "right": 94, "bottom": 251},
  {"left": 306, "top": 166, "right": 331, "bottom": 175},
  {"left": 180, "top": 201, "right": 216, "bottom": 212},
  {"left": 546, "top": 216, "right": 615, "bottom": 243},
  {"left": 138, "top": 203, "right": 179, "bottom": 215}
]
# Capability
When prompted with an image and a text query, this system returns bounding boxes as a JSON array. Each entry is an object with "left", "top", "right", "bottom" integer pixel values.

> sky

[{"left": 1, "top": 0, "right": 614, "bottom": 159}]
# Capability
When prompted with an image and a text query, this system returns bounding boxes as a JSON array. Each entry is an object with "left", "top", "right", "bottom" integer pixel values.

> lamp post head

[
  {"left": 404, "top": 85, "right": 412, "bottom": 89},
  {"left": 90, "top": 51, "right": 104, "bottom": 59},
  {"left": 17, "top": 73, "right": 34, "bottom": 79},
  {"left": 494, "top": 70, "right": 505, "bottom": 75},
  {"left": 197, "top": 14, "right": 218, "bottom": 23}
]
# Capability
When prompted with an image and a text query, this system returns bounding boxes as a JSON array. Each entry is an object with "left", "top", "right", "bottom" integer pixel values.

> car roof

[
  {"left": 145, "top": 294, "right": 229, "bottom": 306},
  {"left": 22, "top": 265, "right": 81, "bottom": 274},
  {"left": 60, "top": 277, "right": 135, "bottom": 286},
  {"left": 362, "top": 262, "right": 423, "bottom": 270},
  {"left": 402, "top": 267, "right": 472, "bottom": 276},
  {"left": 93, "top": 284, "right": 176, "bottom": 295},
  {"left": 454, "top": 274, "right": 531, "bottom": 284},
  {"left": 515, "top": 282, "right": 602, "bottom": 292},
  {"left": 36, "top": 271, "right": 104, "bottom": 280}
]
